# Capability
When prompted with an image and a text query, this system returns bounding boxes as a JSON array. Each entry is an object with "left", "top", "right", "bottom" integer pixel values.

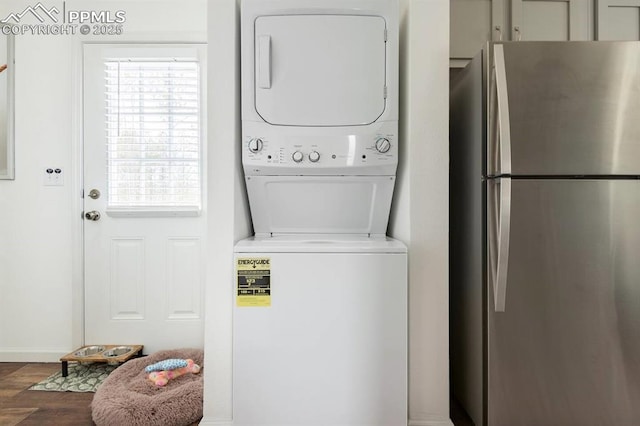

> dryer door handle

[{"left": 257, "top": 35, "right": 272, "bottom": 89}]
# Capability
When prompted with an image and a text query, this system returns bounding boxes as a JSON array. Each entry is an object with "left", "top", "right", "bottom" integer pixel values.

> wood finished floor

[
  {"left": 0, "top": 362, "right": 475, "bottom": 426},
  {"left": 0, "top": 363, "right": 94, "bottom": 425},
  {"left": 0, "top": 362, "right": 202, "bottom": 426}
]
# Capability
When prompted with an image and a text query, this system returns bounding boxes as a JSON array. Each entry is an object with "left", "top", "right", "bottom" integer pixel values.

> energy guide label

[{"left": 236, "top": 257, "right": 271, "bottom": 307}]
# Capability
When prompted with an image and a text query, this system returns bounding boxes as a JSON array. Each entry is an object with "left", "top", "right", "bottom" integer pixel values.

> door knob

[{"left": 85, "top": 211, "right": 101, "bottom": 221}]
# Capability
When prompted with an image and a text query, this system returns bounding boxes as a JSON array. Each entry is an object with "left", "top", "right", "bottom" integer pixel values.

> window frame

[{"left": 98, "top": 45, "right": 206, "bottom": 218}]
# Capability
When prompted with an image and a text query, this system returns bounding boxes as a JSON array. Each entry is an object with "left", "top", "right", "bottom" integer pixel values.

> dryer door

[{"left": 254, "top": 15, "right": 387, "bottom": 127}]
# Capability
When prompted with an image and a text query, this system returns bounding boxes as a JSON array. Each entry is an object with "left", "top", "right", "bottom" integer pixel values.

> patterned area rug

[{"left": 29, "top": 363, "right": 117, "bottom": 392}]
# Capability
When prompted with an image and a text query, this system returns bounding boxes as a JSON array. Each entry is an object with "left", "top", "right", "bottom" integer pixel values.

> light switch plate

[{"left": 44, "top": 167, "right": 64, "bottom": 186}]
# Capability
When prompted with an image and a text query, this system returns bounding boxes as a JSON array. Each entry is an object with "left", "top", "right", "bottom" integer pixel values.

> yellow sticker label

[{"left": 236, "top": 257, "right": 271, "bottom": 307}]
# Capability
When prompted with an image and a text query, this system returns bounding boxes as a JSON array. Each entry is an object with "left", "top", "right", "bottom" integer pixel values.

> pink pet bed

[{"left": 92, "top": 348, "right": 204, "bottom": 426}]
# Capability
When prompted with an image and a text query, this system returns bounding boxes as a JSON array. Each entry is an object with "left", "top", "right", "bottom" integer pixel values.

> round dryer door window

[{"left": 254, "top": 14, "right": 387, "bottom": 127}]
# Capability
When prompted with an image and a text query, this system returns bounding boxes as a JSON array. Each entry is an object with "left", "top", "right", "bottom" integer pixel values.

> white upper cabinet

[
  {"left": 254, "top": 15, "right": 387, "bottom": 126},
  {"left": 451, "top": 0, "right": 590, "bottom": 66},
  {"left": 512, "top": 0, "right": 589, "bottom": 41},
  {"left": 452, "top": 0, "right": 640, "bottom": 64},
  {"left": 450, "top": 0, "right": 504, "bottom": 66},
  {"left": 597, "top": 0, "right": 640, "bottom": 40}
]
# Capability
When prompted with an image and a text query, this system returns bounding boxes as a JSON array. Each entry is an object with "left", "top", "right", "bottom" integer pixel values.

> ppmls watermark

[{"left": 1, "top": 2, "right": 126, "bottom": 36}]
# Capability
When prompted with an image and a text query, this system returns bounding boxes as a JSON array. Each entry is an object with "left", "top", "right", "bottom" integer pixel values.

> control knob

[
  {"left": 248, "top": 138, "right": 263, "bottom": 153},
  {"left": 309, "top": 151, "right": 320, "bottom": 163},
  {"left": 375, "top": 138, "right": 391, "bottom": 153},
  {"left": 292, "top": 151, "right": 304, "bottom": 163}
]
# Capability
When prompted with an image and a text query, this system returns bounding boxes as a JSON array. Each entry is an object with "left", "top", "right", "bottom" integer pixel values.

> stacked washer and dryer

[{"left": 233, "top": 1, "right": 407, "bottom": 425}]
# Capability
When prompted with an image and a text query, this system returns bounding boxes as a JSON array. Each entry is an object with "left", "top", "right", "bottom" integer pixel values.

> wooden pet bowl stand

[{"left": 60, "top": 344, "right": 144, "bottom": 377}]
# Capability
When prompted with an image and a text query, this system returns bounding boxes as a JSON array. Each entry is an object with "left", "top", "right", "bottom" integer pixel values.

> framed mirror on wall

[{"left": 0, "top": 24, "right": 14, "bottom": 180}]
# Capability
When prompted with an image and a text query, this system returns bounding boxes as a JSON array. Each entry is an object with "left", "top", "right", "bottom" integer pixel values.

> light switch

[{"left": 44, "top": 167, "right": 64, "bottom": 186}]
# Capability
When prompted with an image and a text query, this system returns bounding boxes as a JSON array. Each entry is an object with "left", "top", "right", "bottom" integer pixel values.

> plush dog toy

[
  {"left": 148, "top": 359, "right": 201, "bottom": 387},
  {"left": 145, "top": 358, "right": 188, "bottom": 373}
]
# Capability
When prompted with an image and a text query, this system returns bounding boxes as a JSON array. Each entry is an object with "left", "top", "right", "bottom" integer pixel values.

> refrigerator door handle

[
  {"left": 489, "top": 60, "right": 499, "bottom": 175},
  {"left": 493, "top": 44, "right": 512, "bottom": 175},
  {"left": 489, "top": 177, "right": 511, "bottom": 312}
]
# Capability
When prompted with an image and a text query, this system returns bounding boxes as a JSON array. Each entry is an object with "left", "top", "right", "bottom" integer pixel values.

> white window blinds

[{"left": 105, "top": 59, "right": 201, "bottom": 210}]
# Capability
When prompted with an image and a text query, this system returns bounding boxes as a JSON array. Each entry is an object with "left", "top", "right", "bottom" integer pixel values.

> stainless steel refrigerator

[{"left": 450, "top": 41, "right": 640, "bottom": 426}]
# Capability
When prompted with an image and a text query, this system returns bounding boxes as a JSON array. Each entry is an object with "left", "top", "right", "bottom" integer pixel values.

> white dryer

[{"left": 241, "top": 0, "right": 399, "bottom": 235}]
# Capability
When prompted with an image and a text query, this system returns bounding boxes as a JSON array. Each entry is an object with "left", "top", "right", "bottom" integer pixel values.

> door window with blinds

[{"left": 103, "top": 47, "right": 204, "bottom": 215}]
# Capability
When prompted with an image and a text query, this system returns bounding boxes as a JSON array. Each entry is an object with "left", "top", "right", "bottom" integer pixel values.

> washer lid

[
  {"left": 234, "top": 235, "right": 407, "bottom": 253},
  {"left": 254, "top": 14, "right": 387, "bottom": 126}
]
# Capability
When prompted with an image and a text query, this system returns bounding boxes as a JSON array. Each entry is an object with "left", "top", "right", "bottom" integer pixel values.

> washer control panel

[{"left": 243, "top": 133, "right": 397, "bottom": 174}]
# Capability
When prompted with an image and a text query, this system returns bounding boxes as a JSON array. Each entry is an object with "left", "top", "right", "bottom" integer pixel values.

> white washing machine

[
  {"left": 233, "top": 235, "right": 407, "bottom": 426},
  {"left": 235, "top": 1, "right": 406, "bottom": 424}
]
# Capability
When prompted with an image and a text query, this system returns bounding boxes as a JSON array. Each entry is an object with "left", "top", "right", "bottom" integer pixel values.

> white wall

[
  {"left": 202, "top": 0, "right": 252, "bottom": 423},
  {"left": 201, "top": 0, "right": 451, "bottom": 425},
  {"left": 394, "top": 2, "right": 451, "bottom": 424},
  {"left": 0, "top": 30, "right": 73, "bottom": 359},
  {"left": 0, "top": 0, "right": 206, "bottom": 362}
]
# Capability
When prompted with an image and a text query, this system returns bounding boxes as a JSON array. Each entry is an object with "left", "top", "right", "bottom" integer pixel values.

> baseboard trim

[
  {"left": 0, "top": 349, "right": 68, "bottom": 363},
  {"left": 198, "top": 418, "right": 232, "bottom": 426},
  {"left": 408, "top": 419, "right": 454, "bottom": 426},
  {"left": 199, "top": 418, "right": 453, "bottom": 426}
]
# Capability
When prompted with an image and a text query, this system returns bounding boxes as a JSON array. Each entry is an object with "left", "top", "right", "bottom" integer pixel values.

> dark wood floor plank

[
  {"left": 17, "top": 407, "right": 94, "bottom": 426},
  {"left": 0, "top": 362, "right": 94, "bottom": 425},
  {"left": 0, "top": 364, "right": 58, "bottom": 400},
  {"left": 8, "top": 389, "right": 94, "bottom": 410},
  {"left": 0, "top": 363, "right": 27, "bottom": 377},
  {"left": 0, "top": 408, "right": 38, "bottom": 426}
]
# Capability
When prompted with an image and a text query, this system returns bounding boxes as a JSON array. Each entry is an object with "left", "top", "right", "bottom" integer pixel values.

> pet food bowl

[
  {"left": 73, "top": 345, "right": 105, "bottom": 357},
  {"left": 102, "top": 346, "right": 133, "bottom": 357}
]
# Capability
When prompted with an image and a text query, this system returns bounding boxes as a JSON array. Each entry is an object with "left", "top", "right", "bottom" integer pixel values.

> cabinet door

[
  {"left": 597, "top": 0, "right": 640, "bottom": 40},
  {"left": 511, "top": 0, "right": 589, "bottom": 41},
  {"left": 451, "top": 0, "right": 505, "bottom": 66}
]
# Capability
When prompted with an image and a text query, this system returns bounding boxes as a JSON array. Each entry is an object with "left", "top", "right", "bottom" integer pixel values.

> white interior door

[{"left": 83, "top": 44, "right": 206, "bottom": 354}]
